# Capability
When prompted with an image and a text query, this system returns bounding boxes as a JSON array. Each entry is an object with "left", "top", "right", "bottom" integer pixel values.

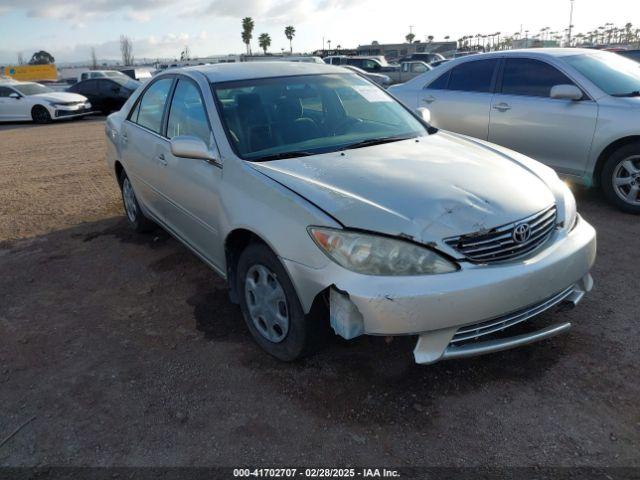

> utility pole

[{"left": 567, "top": 0, "right": 575, "bottom": 46}]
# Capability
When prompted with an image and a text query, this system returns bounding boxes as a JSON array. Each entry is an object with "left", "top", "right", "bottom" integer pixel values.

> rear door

[
  {"left": 419, "top": 58, "right": 498, "bottom": 139},
  {"left": 121, "top": 77, "right": 175, "bottom": 221},
  {"left": 488, "top": 57, "right": 598, "bottom": 174}
]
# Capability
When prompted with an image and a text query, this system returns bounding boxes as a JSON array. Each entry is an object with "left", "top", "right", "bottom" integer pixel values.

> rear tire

[
  {"left": 236, "top": 242, "right": 329, "bottom": 361},
  {"left": 31, "top": 105, "right": 51, "bottom": 124},
  {"left": 601, "top": 142, "right": 640, "bottom": 214},
  {"left": 119, "top": 171, "right": 156, "bottom": 233}
]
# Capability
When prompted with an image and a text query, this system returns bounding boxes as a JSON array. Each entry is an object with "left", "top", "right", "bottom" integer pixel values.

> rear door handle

[
  {"left": 493, "top": 103, "right": 511, "bottom": 112},
  {"left": 156, "top": 153, "right": 167, "bottom": 167},
  {"left": 422, "top": 95, "right": 436, "bottom": 104}
]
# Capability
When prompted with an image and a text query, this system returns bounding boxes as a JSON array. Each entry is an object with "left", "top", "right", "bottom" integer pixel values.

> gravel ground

[{"left": 0, "top": 119, "right": 638, "bottom": 468}]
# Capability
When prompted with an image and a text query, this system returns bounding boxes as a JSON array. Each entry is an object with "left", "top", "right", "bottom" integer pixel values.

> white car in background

[
  {"left": 77, "top": 70, "right": 131, "bottom": 82},
  {"left": 389, "top": 49, "right": 640, "bottom": 213},
  {"left": 0, "top": 79, "right": 93, "bottom": 123}
]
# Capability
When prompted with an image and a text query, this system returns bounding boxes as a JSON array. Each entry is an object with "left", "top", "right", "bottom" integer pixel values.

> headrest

[{"left": 275, "top": 97, "right": 303, "bottom": 122}]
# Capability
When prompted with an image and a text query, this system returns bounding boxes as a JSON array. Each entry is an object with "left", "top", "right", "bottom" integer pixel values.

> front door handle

[
  {"left": 422, "top": 95, "right": 436, "bottom": 104},
  {"left": 493, "top": 103, "right": 512, "bottom": 112},
  {"left": 156, "top": 153, "right": 167, "bottom": 167}
]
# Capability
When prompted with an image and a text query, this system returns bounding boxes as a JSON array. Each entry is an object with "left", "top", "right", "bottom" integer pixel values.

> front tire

[
  {"left": 119, "top": 171, "right": 156, "bottom": 232},
  {"left": 236, "top": 243, "right": 328, "bottom": 361},
  {"left": 31, "top": 105, "right": 51, "bottom": 124},
  {"left": 601, "top": 142, "right": 640, "bottom": 214}
]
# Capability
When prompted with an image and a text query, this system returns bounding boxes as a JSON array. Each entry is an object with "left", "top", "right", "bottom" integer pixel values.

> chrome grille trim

[
  {"left": 450, "top": 285, "right": 576, "bottom": 344},
  {"left": 444, "top": 205, "right": 557, "bottom": 263}
]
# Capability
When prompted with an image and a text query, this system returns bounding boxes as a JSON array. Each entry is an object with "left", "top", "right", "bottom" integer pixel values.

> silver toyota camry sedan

[
  {"left": 389, "top": 49, "right": 640, "bottom": 214},
  {"left": 105, "top": 62, "right": 596, "bottom": 364}
]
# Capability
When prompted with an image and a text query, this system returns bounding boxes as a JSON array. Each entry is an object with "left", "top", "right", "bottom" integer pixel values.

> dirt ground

[{"left": 0, "top": 119, "right": 638, "bottom": 468}]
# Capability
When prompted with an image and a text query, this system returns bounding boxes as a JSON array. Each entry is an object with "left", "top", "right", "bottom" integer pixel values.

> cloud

[{"left": 0, "top": 0, "right": 175, "bottom": 22}]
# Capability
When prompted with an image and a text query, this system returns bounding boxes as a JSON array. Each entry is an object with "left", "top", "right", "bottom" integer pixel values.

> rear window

[{"left": 447, "top": 59, "right": 498, "bottom": 93}]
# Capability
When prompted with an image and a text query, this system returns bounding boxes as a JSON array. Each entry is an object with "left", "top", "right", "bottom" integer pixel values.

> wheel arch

[
  {"left": 224, "top": 228, "right": 270, "bottom": 304},
  {"left": 114, "top": 160, "right": 124, "bottom": 187},
  {"left": 593, "top": 136, "right": 640, "bottom": 187}
]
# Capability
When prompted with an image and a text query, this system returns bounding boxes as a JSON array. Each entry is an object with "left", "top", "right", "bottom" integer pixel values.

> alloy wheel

[{"left": 612, "top": 155, "right": 640, "bottom": 206}]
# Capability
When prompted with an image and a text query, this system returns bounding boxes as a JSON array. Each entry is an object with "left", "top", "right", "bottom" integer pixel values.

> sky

[{"left": 0, "top": 0, "right": 638, "bottom": 64}]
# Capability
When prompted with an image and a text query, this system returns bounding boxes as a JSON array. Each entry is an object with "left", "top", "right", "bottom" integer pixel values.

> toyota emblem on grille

[{"left": 512, "top": 223, "right": 532, "bottom": 243}]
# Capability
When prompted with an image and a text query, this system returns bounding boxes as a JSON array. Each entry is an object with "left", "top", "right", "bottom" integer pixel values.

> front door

[
  {"left": 488, "top": 58, "right": 598, "bottom": 175},
  {"left": 158, "top": 77, "right": 224, "bottom": 267},
  {"left": 0, "top": 87, "right": 27, "bottom": 120}
]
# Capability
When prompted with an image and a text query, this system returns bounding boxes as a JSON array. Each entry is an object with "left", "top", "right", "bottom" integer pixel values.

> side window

[
  {"left": 82, "top": 80, "right": 99, "bottom": 95},
  {"left": 133, "top": 78, "right": 174, "bottom": 134},
  {"left": 447, "top": 59, "right": 498, "bottom": 93},
  {"left": 166, "top": 79, "right": 211, "bottom": 144},
  {"left": 0, "top": 87, "right": 14, "bottom": 97},
  {"left": 427, "top": 70, "right": 450, "bottom": 90},
  {"left": 98, "top": 80, "right": 113, "bottom": 95},
  {"left": 81, "top": 73, "right": 88, "bottom": 81},
  {"left": 501, "top": 58, "right": 576, "bottom": 98}
]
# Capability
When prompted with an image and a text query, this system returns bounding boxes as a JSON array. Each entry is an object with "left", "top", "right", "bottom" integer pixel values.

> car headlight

[
  {"left": 562, "top": 182, "right": 577, "bottom": 231},
  {"left": 308, "top": 227, "right": 459, "bottom": 276}
]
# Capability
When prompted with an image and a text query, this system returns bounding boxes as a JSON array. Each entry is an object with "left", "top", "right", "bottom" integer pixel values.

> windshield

[
  {"left": 212, "top": 73, "right": 427, "bottom": 161},
  {"left": 105, "top": 71, "right": 128, "bottom": 78},
  {"left": 12, "top": 83, "right": 52, "bottom": 96},
  {"left": 565, "top": 52, "right": 640, "bottom": 96}
]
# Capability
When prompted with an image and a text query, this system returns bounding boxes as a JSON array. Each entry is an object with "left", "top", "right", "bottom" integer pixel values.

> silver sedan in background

[{"left": 389, "top": 49, "right": 640, "bottom": 213}]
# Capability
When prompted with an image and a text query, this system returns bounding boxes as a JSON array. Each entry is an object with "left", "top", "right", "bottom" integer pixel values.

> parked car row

[
  {"left": 104, "top": 62, "right": 596, "bottom": 366},
  {"left": 389, "top": 48, "right": 640, "bottom": 213}
]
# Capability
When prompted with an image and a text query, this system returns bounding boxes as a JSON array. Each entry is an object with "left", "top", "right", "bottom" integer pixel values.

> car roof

[
  {"left": 176, "top": 62, "right": 351, "bottom": 83},
  {"left": 459, "top": 48, "right": 603, "bottom": 60},
  {"left": 0, "top": 79, "right": 34, "bottom": 86}
]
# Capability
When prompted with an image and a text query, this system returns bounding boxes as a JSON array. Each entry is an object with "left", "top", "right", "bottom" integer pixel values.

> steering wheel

[{"left": 333, "top": 117, "right": 363, "bottom": 136}]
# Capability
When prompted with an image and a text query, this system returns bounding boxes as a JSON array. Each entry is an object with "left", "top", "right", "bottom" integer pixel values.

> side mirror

[
  {"left": 9, "top": 93, "right": 20, "bottom": 99},
  {"left": 550, "top": 84, "right": 583, "bottom": 101},
  {"left": 170, "top": 135, "right": 217, "bottom": 162},
  {"left": 416, "top": 107, "right": 431, "bottom": 123}
]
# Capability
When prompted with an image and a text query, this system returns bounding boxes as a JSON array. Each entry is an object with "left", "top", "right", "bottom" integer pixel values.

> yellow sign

[{"left": 2, "top": 64, "right": 58, "bottom": 81}]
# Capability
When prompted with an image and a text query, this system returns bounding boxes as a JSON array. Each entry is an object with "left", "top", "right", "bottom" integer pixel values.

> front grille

[
  {"left": 450, "top": 284, "right": 575, "bottom": 344},
  {"left": 444, "top": 205, "right": 557, "bottom": 263}
]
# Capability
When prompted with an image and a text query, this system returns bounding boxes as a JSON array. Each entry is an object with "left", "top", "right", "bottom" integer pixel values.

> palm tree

[
  {"left": 241, "top": 17, "right": 254, "bottom": 55},
  {"left": 284, "top": 26, "right": 295, "bottom": 53},
  {"left": 405, "top": 32, "right": 416, "bottom": 43},
  {"left": 258, "top": 33, "right": 271, "bottom": 54}
]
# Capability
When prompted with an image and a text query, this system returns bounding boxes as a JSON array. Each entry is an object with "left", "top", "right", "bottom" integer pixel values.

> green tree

[
  {"left": 405, "top": 32, "right": 415, "bottom": 43},
  {"left": 29, "top": 50, "right": 55, "bottom": 65},
  {"left": 241, "top": 17, "right": 255, "bottom": 55},
  {"left": 258, "top": 33, "right": 272, "bottom": 54},
  {"left": 284, "top": 26, "right": 296, "bottom": 53}
]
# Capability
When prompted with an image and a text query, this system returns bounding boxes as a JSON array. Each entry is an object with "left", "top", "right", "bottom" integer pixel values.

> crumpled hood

[
  {"left": 31, "top": 92, "right": 88, "bottom": 103},
  {"left": 251, "top": 132, "right": 558, "bottom": 243}
]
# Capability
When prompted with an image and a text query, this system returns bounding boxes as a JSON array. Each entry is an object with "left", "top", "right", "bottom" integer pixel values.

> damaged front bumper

[{"left": 282, "top": 216, "right": 596, "bottom": 364}]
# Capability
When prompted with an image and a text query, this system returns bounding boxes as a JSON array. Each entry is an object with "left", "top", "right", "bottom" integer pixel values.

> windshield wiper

[
  {"left": 611, "top": 90, "right": 640, "bottom": 97},
  {"left": 250, "top": 151, "right": 317, "bottom": 162},
  {"left": 340, "top": 135, "right": 418, "bottom": 151}
]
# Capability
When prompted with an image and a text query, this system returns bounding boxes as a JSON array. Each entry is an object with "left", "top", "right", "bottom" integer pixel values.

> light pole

[{"left": 568, "top": 0, "right": 575, "bottom": 47}]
